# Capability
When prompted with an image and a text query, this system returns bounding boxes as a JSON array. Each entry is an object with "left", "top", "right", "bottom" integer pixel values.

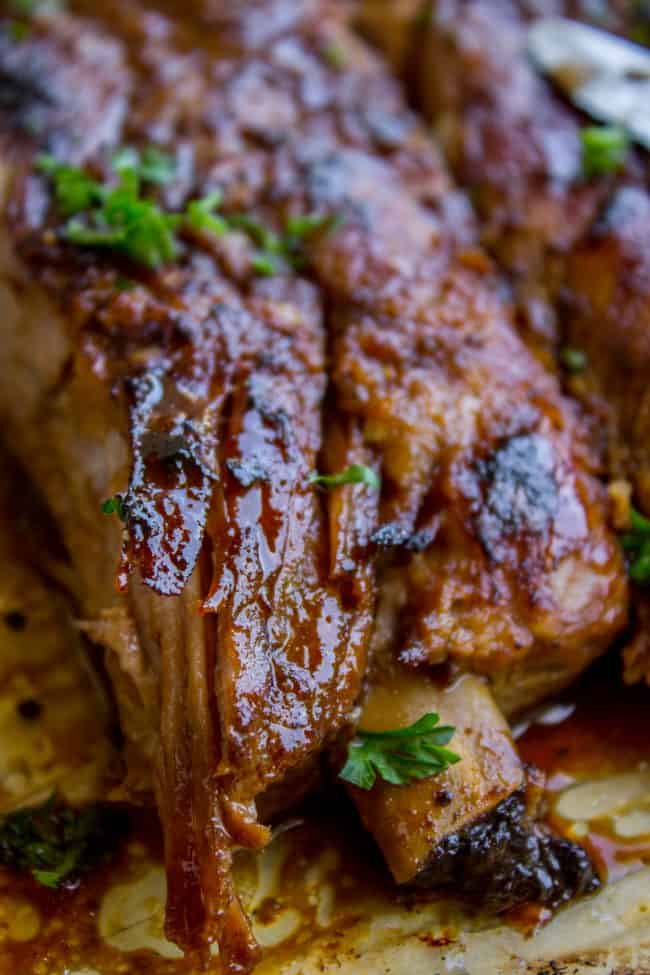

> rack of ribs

[{"left": 0, "top": 1, "right": 629, "bottom": 970}]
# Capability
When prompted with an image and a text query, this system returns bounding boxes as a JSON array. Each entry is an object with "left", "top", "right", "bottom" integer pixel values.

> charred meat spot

[
  {"left": 306, "top": 153, "right": 348, "bottom": 206},
  {"left": 122, "top": 368, "right": 218, "bottom": 596},
  {"left": 412, "top": 790, "right": 598, "bottom": 912},
  {"left": 364, "top": 110, "right": 411, "bottom": 150},
  {"left": 592, "top": 186, "right": 647, "bottom": 238},
  {"left": 0, "top": 57, "right": 54, "bottom": 139},
  {"left": 246, "top": 378, "right": 295, "bottom": 453},
  {"left": 472, "top": 434, "right": 559, "bottom": 562},
  {"left": 17, "top": 698, "right": 42, "bottom": 721},
  {"left": 371, "top": 522, "right": 412, "bottom": 548},
  {"left": 371, "top": 523, "right": 436, "bottom": 551},
  {"left": 405, "top": 527, "right": 437, "bottom": 552},
  {"left": 435, "top": 788, "right": 454, "bottom": 807},
  {"left": 3, "top": 610, "right": 26, "bottom": 631},
  {"left": 226, "top": 457, "right": 270, "bottom": 487},
  {"left": 138, "top": 430, "right": 216, "bottom": 481}
]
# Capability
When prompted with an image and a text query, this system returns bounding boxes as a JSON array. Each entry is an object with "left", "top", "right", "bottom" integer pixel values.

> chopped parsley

[
  {"left": 112, "top": 146, "right": 176, "bottom": 186},
  {"left": 101, "top": 494, "right": 127, "bottom": 522},
  {"left": 38, "top": 153, "right": 179, "bottom": 267},
  {"left": 249, "top": 252, "right": 280, "bottom": 276},
  {"left": 339, "top": 713, "right": 460, "bottom": 791},
  {"left": 322, "top": 42, "right": 347, "bottom": 70},
  {"left": 231, "top": 211, "right": 342, "bottom": 275},
  {"left": 8, "top": 0, "right": 62, "bottom": 13},
  {"left": 309, "top": 463, "right": 380, "bottom": 490},
  {"left": 114, "top": 275, "right": 135, "bottom": 292},
  {"left": 0, "top": 797, "right": 127, "bottom": 888},
  {"left": 621, "top": 506, "right": 650, "bottom": 583},
  {"left": 559, "top": 346, "right": 587, "bottom": 372},
  {"left": 282, "top": 212, "right": 343, "bottom": 269},
  {"left": 37, "top": 155, "right": 104, "bottom": 216},
  {"left": 37, "top": 151, "right": 342, "bottom": 274},
  {"left": 6, "top": 19, "right": 30, "bottom": 41},
  {"left": 414, "top": 2, "right": 434, "bottom": 30},
  {"left": 185, "top": 190, "right": 228, "bottom": 236},
  {"left": 581, "top": 125, "right": 629, "bottom": 178}
]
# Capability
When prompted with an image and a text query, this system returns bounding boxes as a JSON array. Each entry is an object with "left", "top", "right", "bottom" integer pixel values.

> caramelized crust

[{"left": 360, "top": 0, "right": 650, "bottom": 686}]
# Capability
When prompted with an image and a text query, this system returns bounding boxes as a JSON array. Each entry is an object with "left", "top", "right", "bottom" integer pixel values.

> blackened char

[{"left": 413, "top": 789, "right": 599, "bottom": 912}]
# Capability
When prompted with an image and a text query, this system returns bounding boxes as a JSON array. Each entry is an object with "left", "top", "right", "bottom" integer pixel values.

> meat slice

[
  {"left": 357, "top": 0, "right": 650, "bottom": 685},
  {"left": 0, "top": 10, "right": 379, "bottom": 968},
  {"left": 355, "top": 0, "right": 650, "bottom": 364},
  {"left": 565, "top": 186, "right": 650, "bottom": 515},
  {"left": 564, "top": 183, "right": 650, "bottom": 685},
  {"left": 282, "top": 147, "right": 628, "bottom": 716}
]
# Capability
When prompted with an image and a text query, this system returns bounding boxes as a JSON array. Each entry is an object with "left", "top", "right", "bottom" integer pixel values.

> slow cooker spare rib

[
  {"left": 0, "top": 1, "right": 629, "bottom": 971},
  {"left": 356, "top": 0, "right": 650, "bottom": 682}
]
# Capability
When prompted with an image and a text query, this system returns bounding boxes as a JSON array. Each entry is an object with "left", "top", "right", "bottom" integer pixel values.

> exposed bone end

[{"left": 347, "top": 670, "right": 524, "bottom": 884}]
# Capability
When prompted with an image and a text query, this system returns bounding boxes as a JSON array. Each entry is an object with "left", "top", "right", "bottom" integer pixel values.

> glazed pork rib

[
  {"left": 0, "top": 0, "right": 628, "bottom": 968},
  {"left": 357, "top": 0, "right": 650, "bottom": 679}
]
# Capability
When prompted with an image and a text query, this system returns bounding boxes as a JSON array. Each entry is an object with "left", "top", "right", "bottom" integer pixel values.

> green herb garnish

[
  {"left": 282, "top": 213, "right": 343, "bottom": 269},
  {"left": 339, "top": 713, "right": 460, "bottom": 790},
  {"left": 38, "top": 153, "right": 341, "bottom": 274},
  {"left": 250, "top": 252, "right": 282, "bottom": 276},
  {"left": 112, "top": 146, "right": 176, "bottom": 186},
  {"left": 6, "top": 19, "right": 30, "bottom": 41},
  {"left": 414, "top": 2, "right": 433, "bottom": 30},
  {"left": 101, "top": 494, "right": 127, "bottom": 522},
  {"left": 38, "top": 153, "right": 180, "bottom": 268},
  {"left": 581, "top": 125, "right": 629, "bottom": 178},
  {"left": 559, "top": 347, "right": 587, "bottom": 373},
  {"left": 228, "top": 213, "right": 282, "bottom": 253},
  {"left": 185, "top": 190, "right": 228, "bottom": 236},
  {"left": 230, "top": 211, "right": 341, "bottom": 276},
  {"left": 0, "top": 797, "right": 127, "bottom": 888},
  {"left": 8, "top": 0, "right": 62, "bottom": 14},
  {"left": 309, "top": 463, "right": 380, "bottom": 490},
  {"left": 37, "top": 155, "right": 104, "bottom": 216},
  {"left": 115, "top": 275, "right": 135, "bottom": 292},
  {"left": 621, "top": 507, "right": 650, "bottom": 583},
  {"left": 322, "top": 42, "right": 347, "bottom": 70}
]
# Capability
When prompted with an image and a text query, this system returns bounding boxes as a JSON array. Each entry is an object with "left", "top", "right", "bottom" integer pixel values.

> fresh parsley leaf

[
  {"left": 228, "top": 213, "right": 283, "bottom": 253},
  {"left": 285, "top": 213, "right": 340, "bottom": 239},
  {"left": 38, "top": 153, "right": 179, "bottom": 268},
  {"left": 250, "top": 252, "right": 282, "bottom": 276},
  {"left": 414, "top": 2, "right": 433, "bottom": 30},
  {"left": 339, "top": 713, "right": 460, "bottom": 790},
  {"left": 9, "top": 0, "right": 62, "bottom": 14},
  {"left": 112, "top": 146, "right": 176, "bottom": 186},
  {"left": 115, "top": 275, "right": 135, "bottom": 292},
  {"left": 322, "top": 42, "right": 347, "bottom": 70},
  {"left": 185, "top": 190, "right": 228, "bottom": 236},
  {"left": 581, "top": 125, "right": 629, "bottom": 178},
  {"left": 559, "top": 347, "right": 587, "bottom": 372},
  {"left": 621, "top": 506, "right": 650, "bottom": 583},
  {"left": 101, "top": 494, "right": 127, "bottom": 522},
  {"left": 36, "top": 155, "right": 104, "bottom": 217},
  {"left": 310, "top": 463, "right": 380, "bottom": 490},
  {"left": 6, "top": 19, "right": 30, "bottom": 41},
  {"left": 38, "top": 154, "right": 341, "bottom": 274},
  {"left": 0, "top": 797, "right": 127, "bottom": 888},
  {"left": 136, "top": 146, "right": 176, "bottom": 185},
  {"left": 66, "top": 200, "right": 179, "bottom": 267}
]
